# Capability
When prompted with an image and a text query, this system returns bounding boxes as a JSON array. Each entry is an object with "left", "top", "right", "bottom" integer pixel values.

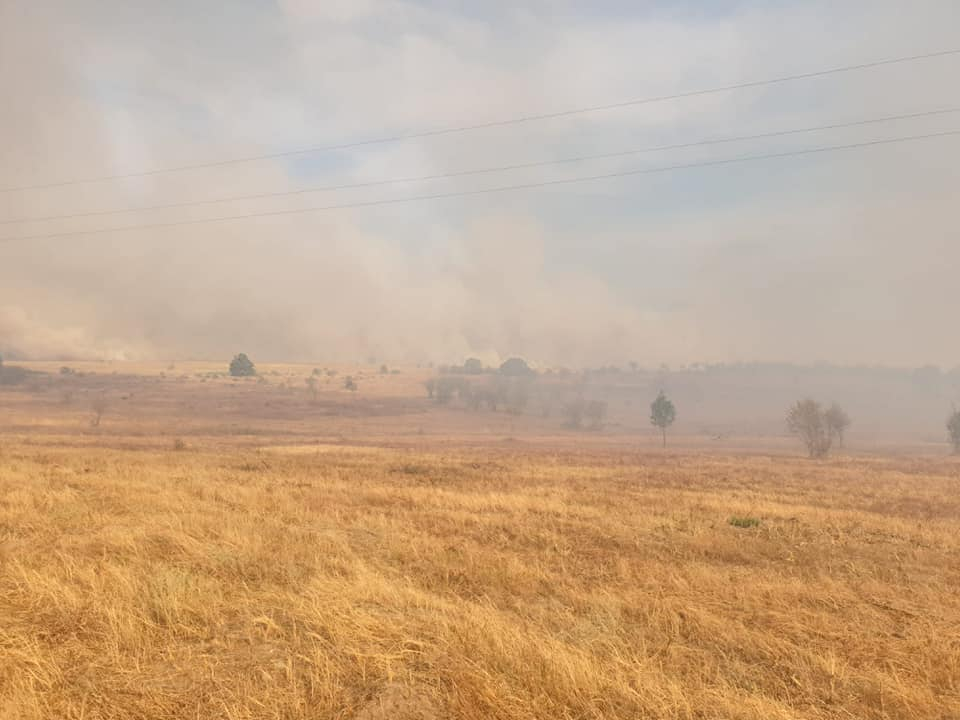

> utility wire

[
  {"left": 1, "top": 128, "right": 956, "bottom": 246},
  {"left": 3, "top": 107, "right": 956, "bottom": 227},
  {"left": 1, "top": 48, "right": 958, "bottom": 194}
]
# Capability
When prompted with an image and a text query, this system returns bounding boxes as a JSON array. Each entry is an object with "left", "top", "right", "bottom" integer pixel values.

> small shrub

[
  {"left": 729, "top": 516, "right": 761, "bottom": 528},
  {"left": 394, "top": 464, "right": 430, "bottom": 476},
  {"left": 173, "top": 438, "right": 187, "bottom": 451}
]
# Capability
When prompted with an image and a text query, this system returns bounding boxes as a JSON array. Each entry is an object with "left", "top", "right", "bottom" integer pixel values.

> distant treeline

[{"left": 427, "top": 358, "right": 960, "bottom": 440}]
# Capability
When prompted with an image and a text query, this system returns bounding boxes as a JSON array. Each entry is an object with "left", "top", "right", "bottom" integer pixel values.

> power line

[
  {"left": 3, "top": 107, "right": 956, "bottom": 227},
  {"left": 1, "top": 48, "right": 958, "bottom": 194},
  {"left": 1, "top": 128, "right": 956, "bottom": 246}
]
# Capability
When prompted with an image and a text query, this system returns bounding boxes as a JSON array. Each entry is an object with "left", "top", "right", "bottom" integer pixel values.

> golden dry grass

[{"left": 1, "top": 439, "right": 958, "bottom": 719}]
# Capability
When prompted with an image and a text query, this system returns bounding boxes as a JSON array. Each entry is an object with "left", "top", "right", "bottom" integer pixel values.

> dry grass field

[{"left": 1, "top": 363, "right": 959, "bottom": 719}]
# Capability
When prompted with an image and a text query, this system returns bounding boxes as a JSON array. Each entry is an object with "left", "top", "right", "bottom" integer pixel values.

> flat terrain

[{"left": 1, "top": 362, "right": 958, "bottom": 718}]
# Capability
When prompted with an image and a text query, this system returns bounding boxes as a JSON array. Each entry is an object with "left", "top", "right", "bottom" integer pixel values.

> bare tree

[
  {"left": 305, "top": 376, "right": 319, "bottom": 402},
  {"left": 825, "top": 403, "right": 851, "bottom": 449},
  {"left": 90, "top": 393, "right": 108, "bottom": 428},
  {"left": 786, "top": 399, "right": 832, "bottom": 458},
  {"left": 465, "top": 385, "right": 482, "bottom": 411},
  {"left": 434, "top": 377, "right": 456, "bottom": 405},
  {"left": 504, "top": 378, "right": 531, "bottom": 415},
  {"left": 535, "top": 386, "right": 558, "bottom": 419},
  {"left": 453, "top": 377, "right": 472, "bottom": 403},
  {"left": 562, "top": 397, "right": 586, "bottom": 429},
  {"left": 585, "top": 400, "right": 607, "bottom": 430},
  {"left": 948, "top": 407, "right": 960, "bottom": 454},
  {"left": 472, "top": 387, "right": 498, "bottom": 412}
]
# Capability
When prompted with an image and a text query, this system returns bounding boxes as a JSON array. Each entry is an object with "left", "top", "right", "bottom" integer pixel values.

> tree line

[{"left": 225, "top": 353, "right": 960, "bottom": 455}]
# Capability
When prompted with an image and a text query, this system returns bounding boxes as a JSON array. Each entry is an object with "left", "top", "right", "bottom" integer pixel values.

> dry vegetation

[{"left": 1, "top": 363, "right": 959, "bottom": 718}]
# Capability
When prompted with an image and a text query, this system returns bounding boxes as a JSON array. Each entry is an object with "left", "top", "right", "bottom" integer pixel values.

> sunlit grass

[{"left": 1, "top": 442, "right": 958, "bottom": 718}]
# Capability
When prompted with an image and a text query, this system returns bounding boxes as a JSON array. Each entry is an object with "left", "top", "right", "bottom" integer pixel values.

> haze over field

[
  {"left": 3, "top": 6, "right": 960, "bottom": 718},
  {"left": 2, "top": 1, "right": 959, "bottom": 369}
]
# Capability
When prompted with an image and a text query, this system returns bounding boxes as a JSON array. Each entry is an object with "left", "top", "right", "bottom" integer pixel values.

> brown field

[{"left": 1, "top": 362, "right": 959, "bottom": 719}]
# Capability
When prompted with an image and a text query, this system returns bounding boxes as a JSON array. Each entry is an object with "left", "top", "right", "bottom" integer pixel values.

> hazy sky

[{"left": 1, "top": 0, "right": 958, "bottom": 366}]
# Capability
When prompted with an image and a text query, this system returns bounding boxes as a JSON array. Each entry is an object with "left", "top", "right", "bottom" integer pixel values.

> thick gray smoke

[{"left": 1, "top": 0, "right": 958, "bottom": 367}]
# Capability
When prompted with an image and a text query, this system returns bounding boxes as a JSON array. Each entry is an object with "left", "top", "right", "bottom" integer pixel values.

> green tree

[
  {"left": 948, "top": 408, "right": 960, "bottom": 454},
  {"left": 499, "top": 357, "right": 533, "bottom": 377},
  {"left": 229, "top": 353, "right": 256, "bottom": 377},
  {"left": 650, "top": 391, "right": 676, "bottom": 448}
]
